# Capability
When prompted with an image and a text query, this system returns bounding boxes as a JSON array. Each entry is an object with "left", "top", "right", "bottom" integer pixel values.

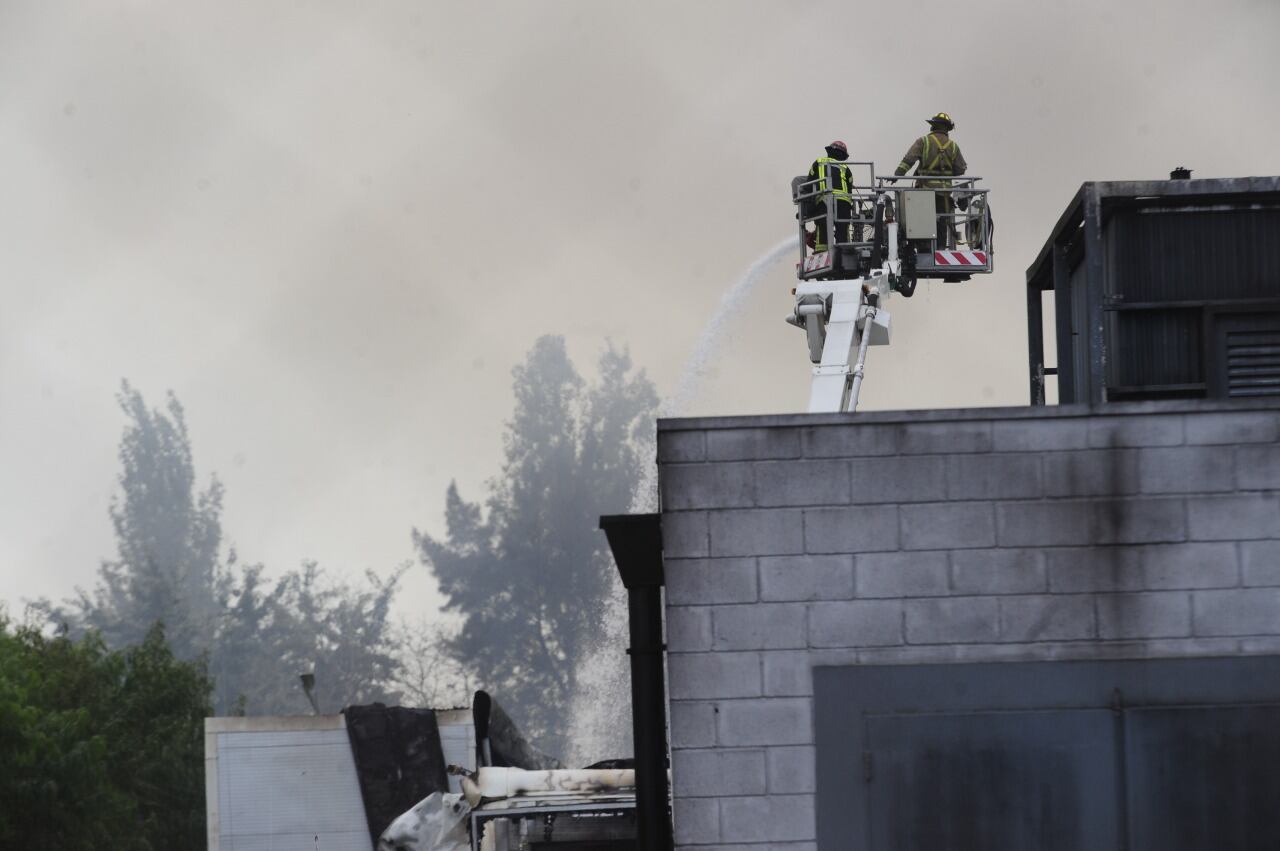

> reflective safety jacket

[
  {"left": 894, "top": 132, "right": 967, "bottom": 186},
  {"left": 809, "top": 156, "right": 853, "bottom": 201}
]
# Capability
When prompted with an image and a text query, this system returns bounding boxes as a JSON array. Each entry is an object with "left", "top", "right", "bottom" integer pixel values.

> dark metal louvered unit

[
  {"left": 1212, "top": 312, "right": 1280, "bottom": 397},
  {"left": 1026, "top": 176, "right": 1280, "bottom": 404}
]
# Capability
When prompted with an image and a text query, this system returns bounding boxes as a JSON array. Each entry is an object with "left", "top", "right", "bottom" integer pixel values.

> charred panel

[
  {"left": 345, "top": 704, "right": 450, "bottom": 846},
  {"left": 1126, "top": 705, "right": 1280, "bottom": 851},
  {"left": 866, "top": 711, "right": 1117, "bottom": 851}
]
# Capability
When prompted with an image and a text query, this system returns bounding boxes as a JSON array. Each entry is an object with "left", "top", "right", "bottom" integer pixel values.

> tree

[
  {"left": 212, "top": 562, "right": 405, "bottom": 715},
  {"left": 62, "top": 381, "right": 404, "bottom": 716},
  {"left": 415, "top": 337, "right": 657, "bottom": 758},
  {"left": 70, "top": 381, "right": 226, "bottom": 662},
  {"left": 0, "top": 616, "right": 211, "bottom": 850},
  {"left": 394, "top": 619, "right": 475, "bottom": 710}
]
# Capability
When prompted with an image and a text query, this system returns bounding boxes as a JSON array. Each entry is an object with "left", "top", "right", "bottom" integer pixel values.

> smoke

[{"left": 566, "top": 237, "right": 794, "bottom": 765}]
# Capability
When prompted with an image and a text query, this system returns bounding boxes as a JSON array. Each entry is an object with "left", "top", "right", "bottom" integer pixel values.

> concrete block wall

[{"left": 657, "top": 400, "right": 1280, "bottom": 850}]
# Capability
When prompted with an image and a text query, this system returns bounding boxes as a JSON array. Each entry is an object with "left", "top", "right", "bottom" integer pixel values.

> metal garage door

[
  {"left": 866, "top": 710, "right": 1118, "bottom": 850},
  {"left": 1125, "top": 705, "right": 1280, "bottom": 850},
  {"left": 814, "top": 657, "right": 1280, "bottom": 851}
]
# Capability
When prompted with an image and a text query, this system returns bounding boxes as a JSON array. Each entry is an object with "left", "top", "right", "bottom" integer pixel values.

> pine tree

[
  {"left": 415, "top": 337, "right": 656, "bottom": 758},
  {"left": 71, "top": 382, "right": 226, "bottom": 662},
  {"left": 66, "top": 382, "right": 404, "bottom": 715}
]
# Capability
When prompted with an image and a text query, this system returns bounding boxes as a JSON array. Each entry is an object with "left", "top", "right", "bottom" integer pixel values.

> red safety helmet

[{"left": 825, "top": 140, "right": 849, "bottom": 160}]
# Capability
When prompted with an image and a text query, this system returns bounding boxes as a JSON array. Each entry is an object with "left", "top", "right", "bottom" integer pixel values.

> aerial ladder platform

[{"left": 787, "top": 162, "right": 994, "bottom": 413}]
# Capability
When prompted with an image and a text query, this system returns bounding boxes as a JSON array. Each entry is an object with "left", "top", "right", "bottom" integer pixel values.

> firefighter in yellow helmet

[
  {"left": 807, "top": 140, "right": 854, "bottom": 251},
  {"left": 894, "top": 113, "right": 968, "bottom": 247}
]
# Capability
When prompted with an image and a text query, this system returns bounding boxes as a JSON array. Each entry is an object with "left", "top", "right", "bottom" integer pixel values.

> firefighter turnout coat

[
  {"left": 809, "top": 156, "right": 853, "bottom": 201},
  {"left": 894, "top": 131, "right": 967, "bottom": 186}
]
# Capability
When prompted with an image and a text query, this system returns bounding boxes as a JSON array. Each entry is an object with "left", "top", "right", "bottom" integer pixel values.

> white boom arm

[{"left": 787, "top": 219, "right": 899, "bottom": 414}]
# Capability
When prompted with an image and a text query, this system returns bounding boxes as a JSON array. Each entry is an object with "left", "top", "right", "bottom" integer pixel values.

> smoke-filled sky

[{"left": 3, "top": 0, "right": 1278, "bottom": 615}]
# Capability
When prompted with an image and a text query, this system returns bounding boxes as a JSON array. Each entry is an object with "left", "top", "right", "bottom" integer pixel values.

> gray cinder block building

[
  {"left": 593, "top": 174, "right": 1280, "bottom": 844},
  {"left": 655, "top": 402, "right": 1280, "bottom": 849},
  {"left": 626, "top": 177, "right": 1280, "bottom": 851}
]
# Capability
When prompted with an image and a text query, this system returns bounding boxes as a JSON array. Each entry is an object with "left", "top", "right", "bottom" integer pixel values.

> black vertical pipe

[
  {"left": 600, "top": 513, "right": 672, "bottom": 851},
  {"left": 627, "top": 582, "right": 669, "bottom": 851},
  {"left": 1026, "top": 278, "right": 1045, "bottom": 405}
]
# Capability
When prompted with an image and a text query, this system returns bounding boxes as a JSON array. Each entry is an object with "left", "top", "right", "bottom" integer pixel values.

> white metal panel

[
  {"left": 215, "top": 722, "right": 370, "bottom": 851},
  {"left": 901, "top": 189, "right": 936, "bottom": 239},
  {"left": 437, "top": 720, "right": 475, "bottom": 794}
]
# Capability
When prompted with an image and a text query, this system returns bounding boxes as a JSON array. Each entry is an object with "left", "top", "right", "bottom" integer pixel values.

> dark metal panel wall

[
  {"left": 815, "top": 657, "right": 1280, "bottom": 851},
  {"left": 1107, "top": 207, "right": 1280, "bottom": 302},
  {"left": 1107, "top": 308, "right": 1203, "bottom": 393},
  {"left": 1126, "top": 705, "right": 1280, "bottom": 851},
  {"left": 1029, "top": 185, "right": 1280, "bottom": 403},
  {"left": 866, "top": 711, "right": 1118, "bottom": 851}
]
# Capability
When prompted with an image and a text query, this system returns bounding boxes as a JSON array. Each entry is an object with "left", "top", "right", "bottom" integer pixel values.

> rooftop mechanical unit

[{"left": 1026, "top": 174, "right": 1280, "bottom": 404}]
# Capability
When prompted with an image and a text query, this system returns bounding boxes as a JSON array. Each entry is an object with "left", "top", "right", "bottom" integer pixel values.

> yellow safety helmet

[{"left": 927, "top": 112, "right": 955, "bottom": 130}]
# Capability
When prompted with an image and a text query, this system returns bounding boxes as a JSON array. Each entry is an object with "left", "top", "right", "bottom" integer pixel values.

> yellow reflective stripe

[
  {"left": 816, "top": 157, "right": 851, "bottom": 198},
  {"left": 922, "top": 134, "right": 956, "bottom": 175}
]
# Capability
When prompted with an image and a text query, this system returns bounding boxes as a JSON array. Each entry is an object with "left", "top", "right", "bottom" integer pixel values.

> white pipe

[
  {"left": 459, "top": 767, "right": 636, "bottom": 807},
  {"left": 846, "top": 307, "right": 876, "bottom": 413}
]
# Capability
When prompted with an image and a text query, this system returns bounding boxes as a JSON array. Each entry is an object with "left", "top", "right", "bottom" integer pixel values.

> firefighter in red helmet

[{"left": 807, "top": 140, "right": 855, "bottom": 251}]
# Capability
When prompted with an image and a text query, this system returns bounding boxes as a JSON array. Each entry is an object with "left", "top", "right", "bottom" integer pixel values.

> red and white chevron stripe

[
  {"left": 934, "top": 250, "right": 988, "bottom": 266},
  {"left": 802, "top": 251, "right": 831, "bottom": 272}
]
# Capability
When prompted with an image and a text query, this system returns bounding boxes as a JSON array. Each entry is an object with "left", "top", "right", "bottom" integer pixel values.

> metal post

[
  {"left": 1027, "top": 280, "right": 1046, "bottom": 405},
  {"left": 1052, "top": 242, "right": 1075, "bottom": 403},
  {"left": 1082, "top": 184, "right": 1107, "bottom": 403}
]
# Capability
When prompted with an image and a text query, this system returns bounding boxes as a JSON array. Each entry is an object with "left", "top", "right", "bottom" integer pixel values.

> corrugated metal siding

[
  {"left": 1107, "top": 308, "right": 1203, "bottom": 391},
  {"left": 1107, "top": 206, "right": 1280, "bottom": 302}
]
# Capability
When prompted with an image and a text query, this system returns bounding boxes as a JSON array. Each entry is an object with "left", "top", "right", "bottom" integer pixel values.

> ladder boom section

[{"left": 792, "top": 277, "right": 892, "bottom": 414}]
